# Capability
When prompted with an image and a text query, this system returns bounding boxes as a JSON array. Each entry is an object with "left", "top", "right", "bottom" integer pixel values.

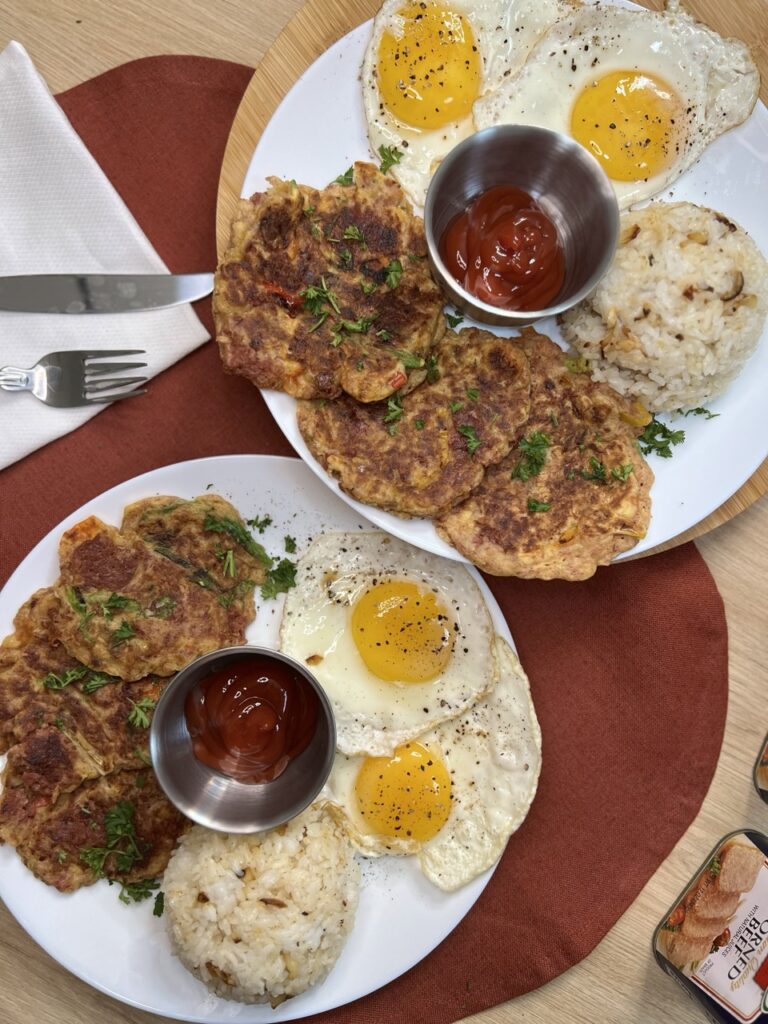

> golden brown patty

[
  {"left": 50, "top": 516, "right": 244, "bottom": 680},
  {"left": 296, "top": 328, "right": 531, "bottom": 518},
  {"left": 11, "top": 771, "right": 187, "bottom": 893},
  {"left": 214, "top": 161, "right": 446, "bottom": 402},
  {"left": 121, "top": 494, "right": 268, "bottom": 634},
  {"left": 436, "top": 331, "right": 653, "bottom": 579}
]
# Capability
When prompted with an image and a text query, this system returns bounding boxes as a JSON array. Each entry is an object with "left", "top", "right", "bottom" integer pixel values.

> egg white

[
  {"left": 474, "top": 4, "right": 759, "bottom": 209},
  {"left": 279, "top": 532, "right": 497, "bottom": 756},
  {"left": 319, "top": 636, "right": 542, "bottom": 890},
  {"left": 362, "top": 0, "right": 579, "bottom": 208}
]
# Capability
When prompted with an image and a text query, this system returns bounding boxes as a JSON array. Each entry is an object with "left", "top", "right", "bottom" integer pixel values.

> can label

[{"left": 655, "top": 835, "right": 768, "bottom": 1021}]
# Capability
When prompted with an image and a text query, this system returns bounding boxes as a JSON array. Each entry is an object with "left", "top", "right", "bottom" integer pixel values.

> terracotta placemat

[{"left": 0, "top": 56, "right": 728, "bottom": 1024}]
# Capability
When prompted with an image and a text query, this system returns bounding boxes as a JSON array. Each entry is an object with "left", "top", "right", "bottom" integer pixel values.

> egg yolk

[
  {"left": 377, "top": 3, "right": 481, "bottom": 130},
  {"left": 351, "top": 580, "right": 453, "bottom": 683},
  {"left": 570, "top": 70, "right": 683, "bottom": 182},
  {"left": 354, "top": 741, "right": 452, "bottom": 841}
]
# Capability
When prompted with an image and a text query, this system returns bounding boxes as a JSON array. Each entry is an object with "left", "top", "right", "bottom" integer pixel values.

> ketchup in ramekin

[
  {"left": 185, "top": 656, "right": 320, "bottom": 784},
  {"left": 439, "top": 185, "right": 565, "bottom": 311}
]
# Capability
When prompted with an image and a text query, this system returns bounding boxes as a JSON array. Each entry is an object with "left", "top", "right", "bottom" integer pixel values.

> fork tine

[
  {"left": 85, "top": 361, "right": 148, "bottom": 376},
  {"left": 84, "top": 349, "right": 146, "bottom": 360},
  {"left": 84, "top": 387, "right": 147, "bottom": 405},
  {"left": 85, "top": 376, "right": 148, "bottom": 392}
]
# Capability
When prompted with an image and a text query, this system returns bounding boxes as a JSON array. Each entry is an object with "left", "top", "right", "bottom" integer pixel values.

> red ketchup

[
  {"left": 185, "top": 657, "right": 319, "bottom": 783},
  {"left": 439, "top": 185, "right": 565, "bottom": 311}
]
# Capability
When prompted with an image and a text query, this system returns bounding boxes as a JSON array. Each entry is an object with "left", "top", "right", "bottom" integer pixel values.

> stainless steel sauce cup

[
  {"left": 150, "top": 645, "right": 336, "bottom": 833},
  {"left": 424, "top": 124, "right": 619, "bottom": 327}
]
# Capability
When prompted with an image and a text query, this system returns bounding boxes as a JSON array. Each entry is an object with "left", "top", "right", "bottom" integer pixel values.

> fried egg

[
  {"left": 279, "top": 532, "right": 497, "bottom": 756},
  {"left": 474, "top": 3, "right": 759, "bottom": 209},
  {"left": 362, "top": 0, "right": 579, "bottom": 207},
  {"left": 319, "top": 637, "right": 542, "bottom": 890}
]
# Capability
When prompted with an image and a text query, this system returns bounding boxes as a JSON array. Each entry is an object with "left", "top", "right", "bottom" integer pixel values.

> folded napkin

[{"left": 0, "top": 42, "right": 208, "bottom": 470}]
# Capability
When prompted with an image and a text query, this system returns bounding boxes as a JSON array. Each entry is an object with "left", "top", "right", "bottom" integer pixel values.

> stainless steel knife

[{"left": 0, "top": 272, "right": 213, "bottom": 313}]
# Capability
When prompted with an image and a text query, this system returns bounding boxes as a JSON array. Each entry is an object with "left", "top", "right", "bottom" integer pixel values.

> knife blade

[{"left": 0, "top": 272, "right": 214, "bottom": 313}]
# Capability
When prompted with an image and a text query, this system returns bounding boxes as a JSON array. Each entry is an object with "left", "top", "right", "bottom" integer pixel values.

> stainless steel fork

[{"left": 0, "top": 349, "right": 147, "bottom": 407}]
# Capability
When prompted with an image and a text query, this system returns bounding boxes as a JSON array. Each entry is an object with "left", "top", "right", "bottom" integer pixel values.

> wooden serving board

[{"left": 215, "top": 0, "right": 768, "bottom": 555}]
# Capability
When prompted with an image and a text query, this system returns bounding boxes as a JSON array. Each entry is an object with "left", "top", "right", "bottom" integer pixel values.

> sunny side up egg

[
  {"left": 320, "top": 637, "right": 542, "bottom": 890},
  {"left": 279, "top": 532, "right": 497, "bottom": 756},
  {"left": 474, "top": 3, "right": 760, "bottom": 209},
  {"left": 362, "top": 0, "right": 579, "bottom": 208}
]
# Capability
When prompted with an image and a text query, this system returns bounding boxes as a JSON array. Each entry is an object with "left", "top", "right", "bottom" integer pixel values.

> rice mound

[
  {"left": 560, "top": 202, "right": 768, "bottom": 412},
  {"left": 163, "top": 805, "right": 360, "bottom": 1006}
]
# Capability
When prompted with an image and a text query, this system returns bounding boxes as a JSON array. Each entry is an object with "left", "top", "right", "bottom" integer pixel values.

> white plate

[
  {"left": 0, "top": 455, "right": 514, "bottom": 1023},
  {"left": 242, "top": 17, "right": 768, "bottom": 564}
]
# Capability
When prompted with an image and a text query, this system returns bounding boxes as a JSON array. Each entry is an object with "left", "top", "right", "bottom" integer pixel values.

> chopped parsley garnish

[
  {"left": 220, "top": 548, "right": 236, "bottom": 578},
  {"left": 41, "top": 666, "right": 88, "bottom": 690},
  {"left": 611, "top": 463, "right": 634, "bottom": 481},
  {"left": 261, "top": 559, "right": 298, "bottom": 601},
  {"left": 511, "top": 431, "right": 551, "bottom": 481},
  {"left": 343, "top": 224, "right": 365, "bottom": 243},
  {"left": 425, "top": 355, "right": 440, "bottom": 384},
  {"left": 80, "top": 801, "right": 149, "bottom": 880},
  {"left": 134, "top": 747, "right": 152, "bottom": 767},
  {"left": 445, "top": 309, "right": 464, "bottom": 329},
  {"left": 682, "top": 406, "right": 719, "bottom": 419},
  {"left": 299, "top": 276, "right": 341, "bottom": 318},
  {"left": 376, "top": 329, "right": 391, "bottom": 341},
  {"left": 383, "top": 394, "right": 404, "bottom": 430},
  {"left": 414, "top": 419, "right": 425, "bottom": 430},
  {"left": 580, "top": 457, "right": 607, "bottom": 482},
  {"left": 449, "top": 401, "right": 464, "bottom": 413},
  {"left": 247, "top": 514, "right": 273, "bottom": 533},
  {"left": 110, "top": 620, "right": 136, "bottom": 647},
  {"left": 284, "top": 535, "right": 297, "bottom": 553},
  {"left": 81, "top": 672, "right": 118, "bottom": 695},
  {"left": 709, "top": 855, "right": 722, "bottom": 877},
  {"left": 334, "top": 166, "right": 354, "bottom": 186},
  {"left": 466, "top": 387, "right": 479, "bottom": 402},
  {"left": 127, "top": 697, "right": 156, "bottom": 730},
  {"left": 391, "top": 349, "right": 424, "bottom": 370},
  {"left": 338, "top": 248, "right": 352, "bottom": 267},
  {"left": 99, "top": 593, "right": 140, "bottom": 619},
  {"left": 458, "top": 424, "right": 483, "bottom": 456},
  {"left": 527, "top": 498, "right": 551, "bottom": 512},
  {"left": 378, "top": 144, "right": 403, "bottom": 174},
  {"left": 64, "top": 586, "right": 93, "bottom": 637},
  {"left": 638, "top": 417, "right": 685, "bottom": 458},
  {"left": 153, "top": 890, "right": 165, "bottom": 917},
  {"left": 118, "top": 878, "right": 161, "bottom": 906},
  {"left": 56, "top": 850, "right": 68, "bottom": 864},
  {"left": 338, "top": 315, "right": 377, "bottom": 333},
  {"left": 384, "top": 259, "right": 403, "bottom": 289},
  {"left": 360, "top": 279, "right": 377, "bottom": 295},
  {"left": 204, "top": 514, "right": 272, "bottom": 567}
]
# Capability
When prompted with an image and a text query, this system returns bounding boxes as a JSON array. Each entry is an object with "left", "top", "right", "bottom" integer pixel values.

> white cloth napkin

[{"left": 0, "top": 41, "right": 209, "bottom": 470}]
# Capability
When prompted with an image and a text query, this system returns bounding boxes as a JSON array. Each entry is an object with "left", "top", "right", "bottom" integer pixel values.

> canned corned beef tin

[{"left": 653, "top": 830, "right": 768, "bottom": 1023}]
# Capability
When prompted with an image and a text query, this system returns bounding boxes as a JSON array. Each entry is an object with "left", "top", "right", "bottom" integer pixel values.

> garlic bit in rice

[
  {"left": 560, "top": 202, "right": 768, "bottom": 413},
  {"left": 162, "top": 805, "right": 360, "bottom": 1006}
]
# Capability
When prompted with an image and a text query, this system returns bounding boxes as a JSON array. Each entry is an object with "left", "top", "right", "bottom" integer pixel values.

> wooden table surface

[{"left": 0, "top": 2, "right": 767, "bottom": 1023}]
